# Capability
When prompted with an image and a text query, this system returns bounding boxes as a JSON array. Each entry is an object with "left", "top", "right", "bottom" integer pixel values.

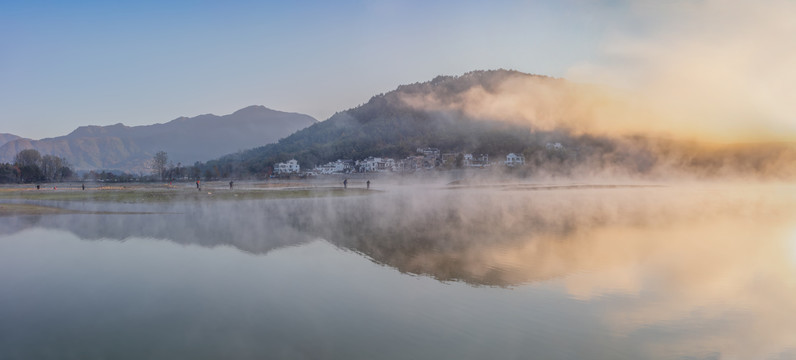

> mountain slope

[
  {"left": 0, "top": 133, "right": 23, "bottom": 148},
  {"left": 0, "top": 106, "right": 317, "bottom": 171},
  {"left": 204, "top": 70, "right": 796, "bottom": 179},
  {"left": 208, "top": 70, "right": 547, "bottom": 173}
]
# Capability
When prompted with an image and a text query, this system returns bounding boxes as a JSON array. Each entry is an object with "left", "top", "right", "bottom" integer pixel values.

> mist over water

[
  {"left": 3, "top": 0, "right": 794, "bottom": 358},
  {"left": 1, "top": 183, "right": 795, "bottom": 359}
]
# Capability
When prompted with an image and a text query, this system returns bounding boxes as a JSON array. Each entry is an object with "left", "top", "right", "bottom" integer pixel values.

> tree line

[{"left": 0, "top": 149, "right": 75, "bottom": 183}]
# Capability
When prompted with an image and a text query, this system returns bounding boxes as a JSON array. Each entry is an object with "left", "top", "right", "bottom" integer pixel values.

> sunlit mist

[
  {"left": 1, "top": 183, "right": 795, "bottom": 359},
  {"left": 569, "top": 0, "right": 796, "bottom": 143}
]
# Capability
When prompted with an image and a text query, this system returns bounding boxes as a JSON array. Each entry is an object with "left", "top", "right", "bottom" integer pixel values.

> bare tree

[
  {"left": 151, "top": 151, "right": 168, "bottom": 181},
  {"left": 41, "top": 155, "right": 63, "bottom": 181}
]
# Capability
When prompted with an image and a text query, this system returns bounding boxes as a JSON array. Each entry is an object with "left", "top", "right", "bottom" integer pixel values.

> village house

[
  {"left": 274, "top": 159, "right": 300, "bottom": 174},
  {"left": 464, "top": 154, "right": 489, "bottom": 167},
  {"left": 356, "top": 157, "right": 396, "bottom": 172},
  {"left": 309, "top": 150, "right": 494, "bottom": 175},
  {"left": 505, "top": 153, "right": 525, "bottom": 167},
  {"left": 546, "top": 142, "right": 565, "bottom": 151},
  {"left": 396, "top": 156, "right": 424, "bottom": 172},
  {"left": 441, "top": 153, "right": 459, "bottom": 166},
  {"left": 314, "top": 159, "right": 353, "bottom": 174},
  {"left": 417, "top": 147, "right": 440, "bottom": 158}
]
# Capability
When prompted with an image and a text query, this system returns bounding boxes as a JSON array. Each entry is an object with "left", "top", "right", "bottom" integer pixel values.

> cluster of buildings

[
  {"left": 273, "top": 147, "right": 528, "bottom": 175},
  {"left": 274, "top": 159, "right": 300, "bottom": 174}
]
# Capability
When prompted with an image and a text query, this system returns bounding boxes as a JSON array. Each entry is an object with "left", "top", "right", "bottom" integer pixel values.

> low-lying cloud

[
  {"left": 568, "top": 0, "right": 796, "bottom": 142},
  {"left": 398, "top": 0, "right": 796, "bottom": 145}
]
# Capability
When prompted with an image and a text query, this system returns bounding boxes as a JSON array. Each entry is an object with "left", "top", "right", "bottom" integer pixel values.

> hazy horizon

[{"left": 4, "top": 0, "right": 794, "bottom": 142}]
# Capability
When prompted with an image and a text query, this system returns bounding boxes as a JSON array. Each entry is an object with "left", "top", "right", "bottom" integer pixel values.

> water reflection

[
  {"left": 3, "top": 185, "right": 795, "bottom": 286},
  {"left": 1, "top": 184, "right": 795, "bottom": 359}
]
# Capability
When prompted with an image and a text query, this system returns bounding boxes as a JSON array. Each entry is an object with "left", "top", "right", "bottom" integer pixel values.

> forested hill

[
  {"left": 205, "top": 70, "right": 548, "bottom": 174},
  {"left": 202, "top": 69, "right": 796, "bottom": 179}
]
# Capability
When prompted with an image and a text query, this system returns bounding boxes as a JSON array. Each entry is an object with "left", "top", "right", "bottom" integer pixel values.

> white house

[
  {"left": 477, "top": 154, "right": 489, "bottom": 166},
  {"left": 379, "top": 158, "right": 396, "bottom": 171},
  {"left": 357, "top": 157, "right": 377, "bottom": 172},
  {"left": 417, "top": 147, "right": 440, "bottom": 158},
  {"left": 275, "top": 159, "right": 300, "bottom": 174},
  {"left": 315, "top": 159, "right": 353, "bottom": 174},
  {"left": 357, "top": 157, "right": 396, "bottom": 172},
  {"left": 506, "top": 153, "right": 525, "bottom": 167},
  {"left": 464, "top": 153, "right": 489, "bottom": 167},
  {"left": 397, "top": 156, "right": 424, "bottom": 172},
  {"left": 463, "top": 154, "right": 474, "bottom": 166},
  {"left": 545, "top": 142, "right": 564, "bottom": 151}
]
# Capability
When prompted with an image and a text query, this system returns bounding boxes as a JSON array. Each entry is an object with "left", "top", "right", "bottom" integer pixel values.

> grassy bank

[{"left": 0, "top": 186, "right": 373, "bottom": 203}]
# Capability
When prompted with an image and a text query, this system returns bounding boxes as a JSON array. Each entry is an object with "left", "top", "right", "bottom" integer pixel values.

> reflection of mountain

[
  {"left": 4, "top": 185, "right": 795, "bottom": 288},
  {"left": 3, "top": 186, "right": 795, "bottom": 359},
  {"left": 0, "top": 200, "right": 315, "bottom": 255},
  {"left": 2, "top": 188, "right": 603, "bottom": 286}
]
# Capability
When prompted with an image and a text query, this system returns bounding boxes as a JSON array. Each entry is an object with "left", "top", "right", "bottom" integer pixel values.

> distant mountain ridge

[
  {"left": 0, "top": 106, "right": 317, "bottom": 172},
  {"left": 0, "top": 133, "right": 22, "bottom": 148}
]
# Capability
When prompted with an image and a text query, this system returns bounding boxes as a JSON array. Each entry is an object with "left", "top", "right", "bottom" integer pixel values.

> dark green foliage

[
  {"left": 3, "top": 149, "right": 75, "bottom": 183},
  {"left": 16, "top": 165, "right": 43, "bottom": 183},
  {"left": 0, "top": 163, "right": 19, "bottom": 183}
]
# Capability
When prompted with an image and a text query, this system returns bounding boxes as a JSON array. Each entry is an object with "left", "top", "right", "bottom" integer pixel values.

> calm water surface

[{"left": 1, "top": 184, "right": 795, "bottom": 359}]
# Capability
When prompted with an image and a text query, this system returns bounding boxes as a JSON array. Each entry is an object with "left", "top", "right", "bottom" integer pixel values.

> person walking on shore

[{"left": 343, "top": 178, "right": 348, "bottom": 189}]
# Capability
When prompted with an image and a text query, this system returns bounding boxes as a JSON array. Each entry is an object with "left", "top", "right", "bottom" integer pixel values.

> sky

[
  {"left": 2, "top": 0, "right": 795, "bottom": 141},
  {"left": 0, "top": 0, "right": 614, "bottom": 139}
]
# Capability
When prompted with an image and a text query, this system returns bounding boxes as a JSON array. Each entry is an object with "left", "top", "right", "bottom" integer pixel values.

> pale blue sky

[{"left": 1, "top": 0, "right": 632, "bottom": 139}]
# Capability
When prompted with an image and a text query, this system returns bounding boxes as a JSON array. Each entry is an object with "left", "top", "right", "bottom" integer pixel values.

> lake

[{"left": 1, "top": 183, "right": 795, "bottom": 359}]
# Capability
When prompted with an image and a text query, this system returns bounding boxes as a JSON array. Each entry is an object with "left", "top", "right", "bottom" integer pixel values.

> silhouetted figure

[
  {"left": 229, "top": 181, "right": 233, "bottom": 190},
  {"left": 367, "top": 180, "right": 370, "bottom": 189},
  {"left": 343, "top": 178, "right": 348, "bottom": 189},
  {"left": 36, "top": 185, "right": 40, "bottom": 190},
  {"left": 82, "top": 183, "right": 85, "bottom": 190},
  {"left": 196, "top": 180, "right": 200, "bottom": 189}
]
